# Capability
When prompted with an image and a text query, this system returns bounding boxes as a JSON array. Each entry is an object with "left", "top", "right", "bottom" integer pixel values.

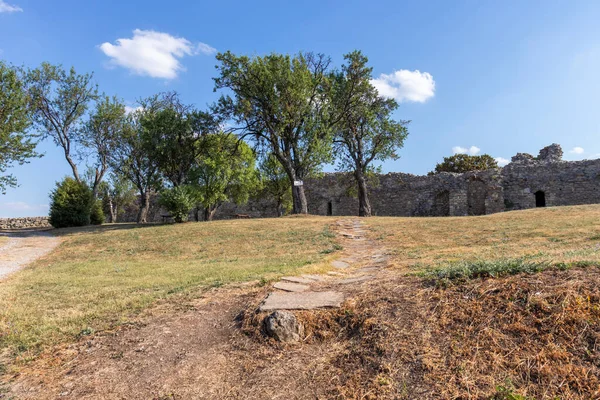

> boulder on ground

[{"left": 264, "top": 310, "right": 304, "bottom": 343}]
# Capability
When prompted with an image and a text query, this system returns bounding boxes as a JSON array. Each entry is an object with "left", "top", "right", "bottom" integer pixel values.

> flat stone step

[
  {"left": 327, "top": 271, "right": 344, "bottom": 276},
  {"left": 280, "top": 276, "right": 314, "bottom": 284},
  {"left": 273, "top": 281, "right": 310, "bottom": 292},
  {"left": 259, "top": 291, "right": 345, "bottom": 311},
  {"left": 301, "top": 274, "right": 325, "bottom": 281},
  {"left": 331, "top": 260, "right": 350, "bottom": 269},
  {"left": 338, "top": 275, "right": 375, "bottom": 284}
]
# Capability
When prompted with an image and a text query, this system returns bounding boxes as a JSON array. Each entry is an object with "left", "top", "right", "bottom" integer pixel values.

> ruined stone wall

[
  {"left": 116, "top": 143, "right": 600, "bottom": 221},
  {"left": 0, "top": 217, "right": 51, "bottom": 230}
]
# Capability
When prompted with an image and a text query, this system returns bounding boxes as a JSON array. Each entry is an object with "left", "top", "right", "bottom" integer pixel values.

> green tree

[
  {"left": 190, "top": 133, "right": 259, "bottom": 221},
  {"left": 432, "top": 154, "right": 498, "bottom": 174},
  {"left": 48, "top": 177, "right": 94, "bottom": 228},
  {"left": 106, "top": 110, "right": 162, "bottom": 223},
  {"left": 26, "top": 63, "right": 99, "bottom": 182},
  {"left": 0, "top": 61, "right": 41, "bottom": 194},
  {"left": 82, "top": 96, "right": 128, "bottom": 198},
  {"left": 139, "top": 92, "right": 218, "bottom": 187},
  {"left": 158, "top": 185, "right": 196, "bottom": 223},
  {"left": 98, "top": 172, "right": 136, "bottom": 223},
  {"left": 331, "top": 51, "right": 409, "bottom": 217},
  {"left": 214, "top": 51, "right": 334, "bottom": 214},
  {"left": 259, "top": 154, "right": 292, "bottom": 217}
]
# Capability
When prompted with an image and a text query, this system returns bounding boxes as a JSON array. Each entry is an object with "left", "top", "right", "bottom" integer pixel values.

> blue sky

[{"left": 1, "top": 0, "right": 599, "bottom": 217}]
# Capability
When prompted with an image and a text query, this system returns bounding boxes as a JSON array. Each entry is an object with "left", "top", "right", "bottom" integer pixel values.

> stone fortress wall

[
  {"left": 214, "top": 143, "right": 600, "bottom": 219},
  {"left": 0, "top": 217, "right": 51, "bottom": 230}
]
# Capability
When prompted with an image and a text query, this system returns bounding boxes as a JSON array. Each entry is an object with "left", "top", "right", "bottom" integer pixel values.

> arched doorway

[
  {"left": 535, "top": 191, "right": 546, "bottom": 207},
  {"left": 433, "top": 190, "right": 450, "bottom": 216},
  {"left": 467, "top": 179, "right": 487, "bottom": 216}
]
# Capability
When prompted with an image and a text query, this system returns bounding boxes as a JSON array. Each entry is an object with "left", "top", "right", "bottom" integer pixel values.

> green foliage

[
  {"left": 421, "top": 258, "right": 570, "bottom": 285},
  {"left": 26, "top": 63, "right": 99, "bottom": 183},
  {"left": 158, "top": 185, "right": 196, "bottom": 223},
  {"left": 48, "top": 177, "right": 94, "bottom": 228},
  {"left": 190, "top": 133, "right": 259, "bottom": 220},
  {"left": 90, "top": 200, "right": 105, "bottom": 225},
  {"left": 139, "top": 92, "right": 219, "bottom": 187},
  {"left": 214, "top": 51, "right": 334, "bottom": 213},
  {"left": 432, "top": 153, "right": 498, "bottom": 174},
  {"left": 259, "top": 154, "right": 292, "bottom": 216},
  {"left": 493, "top": 381, "right": 534, "bottom": 400},
  {"left": 83, "top": 96, "right": 128, "bottom": 196},
  {"left": 331, "top": 51, "right": 409, "bottom": 174},
  {"left": 98, "top": 173, "right": 137, "bottom": 223},
  {"left": 0, "top": 61, "right": 41, "bottom": 194}
]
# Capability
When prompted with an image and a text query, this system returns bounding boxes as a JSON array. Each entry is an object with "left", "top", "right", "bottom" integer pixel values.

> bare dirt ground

[
  {"left": 3, "top": 220, "right": 432, "bottom": 399},
  {"left": 0, "top": 230, "right": 61, "bottom": 280}
]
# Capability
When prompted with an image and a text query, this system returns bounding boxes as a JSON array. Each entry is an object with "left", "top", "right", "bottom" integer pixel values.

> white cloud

[
  {"left": 0, "top": 0, "right": 22, "bottom": 13},
  {"left": 124, "top": 105, "right": 142, "bottom": 114},
  {"left": 569, "top": 146, "right": 584, "bottom": 154},
  {"left": 495, "top": 157, "right": 510, "bottom": 167},
  {"left": 452, "top": 145, "right": 480, "bottom": 156},
  {"left": 99, "top": 29, "right": 216, "bottom": 79},
  {"left": 370, "top": 69, "right": 435, "bottom": 103}
]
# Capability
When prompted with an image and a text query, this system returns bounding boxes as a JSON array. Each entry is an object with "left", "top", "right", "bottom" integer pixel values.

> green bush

[
  {"left": 90, "top": 200, "right": 105, "bottom": 225},
  {"left": 49, "top": 177, "right": 94, "bottom": 228},
  {"left": 158, "top": 185, "right": 196, "bottom": 223}
]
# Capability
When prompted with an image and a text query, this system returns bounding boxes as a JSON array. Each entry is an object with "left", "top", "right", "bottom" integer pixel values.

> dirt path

[
  {"left": 4, "top": 219, "right": 430, "bottom": 399},
  {"left": 0, "top": 231, "right": 61, "bottom": 280}
]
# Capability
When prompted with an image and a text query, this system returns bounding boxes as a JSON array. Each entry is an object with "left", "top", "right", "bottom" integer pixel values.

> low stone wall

[{"left": 0, "top": 217, "right": 51, "bottom": 230}]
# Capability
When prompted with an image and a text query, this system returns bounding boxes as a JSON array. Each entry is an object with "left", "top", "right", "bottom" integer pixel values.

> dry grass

[
  {"left": 368, "top": 205, "right": 600, "bottom": 273},
  {"left": 0, "top": 217, "right": 338, "bottom": 360}
]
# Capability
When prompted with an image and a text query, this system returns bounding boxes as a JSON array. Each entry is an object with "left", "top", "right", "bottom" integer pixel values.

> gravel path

[{"left": 0, "top": 231, "right": 61, "bottom": 280}]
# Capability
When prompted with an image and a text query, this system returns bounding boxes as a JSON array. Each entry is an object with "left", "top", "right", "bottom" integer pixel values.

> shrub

[
  {"left": 90, "top": 200, "right": 105, "bottom": 225},
  {"left": 158, "top": 185, "right": 196, "bottom": 223},
  {"left": 49, "top": 177, "right": 94, "bottom": 228}
]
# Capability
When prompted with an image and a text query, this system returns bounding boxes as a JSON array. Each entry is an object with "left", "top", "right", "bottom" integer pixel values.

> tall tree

[
  {"left": 0, "top": 61, "right": 40, "bottom": 194},
  {"left": 82, "top": 96, "right": 127, "bottom": 198},
  {"left": 190, "top": 133, "right": 259, "bottom": 221},
  {"left": 331, "top": 51, "right": 409, "bottom": 217},
  {"left": 140, "top": 92, "right": 219, "bottom": 187},
  {"left": 26, "top": 63, "right": 98, "bottom": 183},
  {"left": 107, "top": 110, "right": 162, "bottom": 223},
  {"left": 432, "top": 154, "right": 499, "bottom": 174},
  {"left": 214, "top": 51, "right": 335, "bottom": 214}
]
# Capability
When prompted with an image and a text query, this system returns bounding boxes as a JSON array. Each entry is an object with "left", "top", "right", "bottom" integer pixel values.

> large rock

[{"left": 264, "top": 310, "right": 304, "bottom": 343}]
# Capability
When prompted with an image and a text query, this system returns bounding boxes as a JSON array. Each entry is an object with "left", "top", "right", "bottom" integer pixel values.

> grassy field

[
  {"left": 0, "top": 217, "right": 338, "bottom": 358},
  {"left": 369, "top": 204, "right": 600, "bottom": 273}
]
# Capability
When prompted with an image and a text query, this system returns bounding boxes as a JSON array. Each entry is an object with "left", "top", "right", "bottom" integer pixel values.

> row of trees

[{"left": 1, "top": 50, "right": 411, "bottom": 223}]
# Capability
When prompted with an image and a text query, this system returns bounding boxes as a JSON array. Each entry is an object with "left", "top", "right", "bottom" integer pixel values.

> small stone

[
  {"left": 338, "top": 275, "right": 374, "bottom": 284},
  {"left": 264, "top": 310, "right": 304, "bottom": 343},
  {"left": 273, "top": 281, "right": 309, "bottom": 292}
]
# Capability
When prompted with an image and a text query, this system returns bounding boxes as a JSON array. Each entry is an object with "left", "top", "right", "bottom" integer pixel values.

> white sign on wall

[{"left": 294, "top": 180, "right": 304, "bottom": 187}]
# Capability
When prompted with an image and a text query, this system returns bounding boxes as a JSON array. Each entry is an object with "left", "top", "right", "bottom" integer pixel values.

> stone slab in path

[
  {"left": 338, "top": 275, "right": 374, "bottom": 284},
  {"left": 301, "top": 274, "right": 324, "bottom": 281},
  {"left": 331, "top": 260, "right": 350, "bottom": 269},
  {"left": 281, "top": 276, "right": 315, "bottom": 284},
  {"left": 259, "top": 291, "right": 345, "bottom": 311},
  {"left": 273, "top": 281, "right": 310, "bottom": 292}
]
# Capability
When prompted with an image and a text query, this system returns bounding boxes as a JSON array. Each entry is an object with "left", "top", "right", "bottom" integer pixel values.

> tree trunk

[
  {"left": 291, "top": 184, "right": 308, "bottom": 214},
  {"left": 276, "top": 198, "right": 284, "bottom": 217},
  {"left": 356, "top": 171, "right": 372, "bottom": 217},
  {"left": 137, "top": 191, "right": 151, "bottom": 223},
  {"left": 203, "top": 205, "right": 218, "bottom": 221},
  {"left": 194, "top": 206, "right": 201, "bottom": 222},
  {"left": 108, "top": 198, "right": 117, "bottom": 223}
]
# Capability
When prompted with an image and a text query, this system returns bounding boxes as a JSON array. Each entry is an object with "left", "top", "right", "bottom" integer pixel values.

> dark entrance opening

[
  {"left": 535, "top": 191, "right": 546, "bottom": 207},
  {"left": 327, "top": 201, "right": 333, "bottom": 216},
  {"left": 467, "top": 179, "right": 487, "bottom": 216},
  {"left": 433, "top": 190, "right": 450, "bottom": 216}
]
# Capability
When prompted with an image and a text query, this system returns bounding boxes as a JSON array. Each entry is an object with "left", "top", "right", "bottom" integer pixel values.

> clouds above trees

[
  {"left": 0, "top": 0, "right": 22, "bottom": 13},
  {"left": 99, "top": 29, "right": 216, "bottom": 79},
  {"left": 370, "top": 69, "right": 435, "bottom": 103}
]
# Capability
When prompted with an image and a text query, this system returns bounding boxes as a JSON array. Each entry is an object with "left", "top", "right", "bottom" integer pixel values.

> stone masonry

[
  {"left": 0, "top": 217, "right": 51, "bottom": 230},
  {"left": 213, "top": 143, "right": 600, "bottom": 218}
]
